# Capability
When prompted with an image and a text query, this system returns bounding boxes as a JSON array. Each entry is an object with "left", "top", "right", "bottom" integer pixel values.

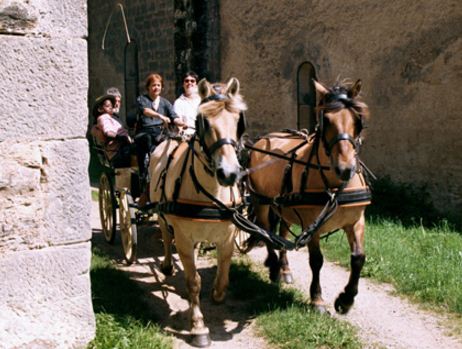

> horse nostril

[
  {"left": 335, "top": 166, "right": 353, "bottom": 181},
  {"left": 216, "top": 168, "right": 237, "bottom": 186}
]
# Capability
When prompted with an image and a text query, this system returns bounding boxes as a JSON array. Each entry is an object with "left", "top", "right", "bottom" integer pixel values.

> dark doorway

[{"left": 297, "top": 62, "right": 317, "bottom": 132}]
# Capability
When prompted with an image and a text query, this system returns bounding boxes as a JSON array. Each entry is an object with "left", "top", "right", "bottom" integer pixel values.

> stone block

[
  {"left": 0, "top": 243, "right": 95, "bottom": 348},
  {"left": 0, "top": 0, "right": 87, "bottom": 37},
  {"left": 0, "top": 139, "right": 91, "bottom": 254},
  {"left": 0, "top": 36, "right": 88, "bottom": 142}
]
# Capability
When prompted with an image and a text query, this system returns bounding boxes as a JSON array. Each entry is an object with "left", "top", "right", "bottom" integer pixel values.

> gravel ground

[{"left": 91, "top": 200, "right": 461, "bottom": 349}]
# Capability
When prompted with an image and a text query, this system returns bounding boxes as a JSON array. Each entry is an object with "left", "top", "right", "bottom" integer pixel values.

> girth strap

[
  {"left": 157, "top": 201, "right": 234, "bottom": 220},
  {"left": 275, "top": 187, "right": 372, "bottom": 207}
]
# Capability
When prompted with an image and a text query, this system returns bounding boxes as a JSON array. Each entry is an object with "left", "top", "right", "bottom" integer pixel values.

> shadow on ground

[{"left": 91, "top": 223, "right": 278, "bottom": 346}]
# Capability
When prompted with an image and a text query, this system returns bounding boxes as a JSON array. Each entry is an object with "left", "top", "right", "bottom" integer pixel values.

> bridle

[
  {"left": 195, "top": 92, "right": 247, "bottom": 168},
  {"left": 317, "top": 92, "right": 365, "bottom": 157}
]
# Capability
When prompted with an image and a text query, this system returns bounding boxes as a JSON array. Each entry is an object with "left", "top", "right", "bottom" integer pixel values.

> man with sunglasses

[{"left": 173, "top": 71, "right": 201, "bottom": 137}]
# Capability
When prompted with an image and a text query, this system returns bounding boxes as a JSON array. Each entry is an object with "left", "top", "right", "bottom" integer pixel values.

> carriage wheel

[
  {"left": 119, "top": 189, "right": 138, "bottom": 265},
  {"left": 99, "top": 172, "right": 116, "bottom": 244}
]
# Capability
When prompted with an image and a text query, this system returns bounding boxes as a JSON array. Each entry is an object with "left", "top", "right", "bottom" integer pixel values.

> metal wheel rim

[
  {"left": 119, "top": 190, "right": 137, "bottom": 264},
  {"left": 99, "top": 173, "right": 116, "bottom": 243}
]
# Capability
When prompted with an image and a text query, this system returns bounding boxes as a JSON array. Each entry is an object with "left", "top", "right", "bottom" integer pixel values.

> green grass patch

[
  {"left": 229, "top": 259, "right": 363, "bottom": 349},
  {"left": 88, "top": 248, "right": 172, "bottom": 349},
  {"left": 321, "top": 218, "right": 462, "bottom": 315},
  {"left": 91, "top": 189, "right": 99, "bottom": 202}
]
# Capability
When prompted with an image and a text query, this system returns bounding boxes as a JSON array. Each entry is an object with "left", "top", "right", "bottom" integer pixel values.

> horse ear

[
  {"left": 313, "top": 79, "right": 329, "bottom": 96},
  {"left": 226, "top": 77, "right": 240, "bottom": 96},
  {"left": 198, "top": 78, "right": 211, "bottom": 99},
  {"left": 349, "top": 79, "right": 362, "bottom": 98}
]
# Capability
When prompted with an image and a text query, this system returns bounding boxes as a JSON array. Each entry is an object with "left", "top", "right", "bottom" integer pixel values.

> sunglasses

[{"left": 184, "top": 79, "right": 196, "bottom": 83}]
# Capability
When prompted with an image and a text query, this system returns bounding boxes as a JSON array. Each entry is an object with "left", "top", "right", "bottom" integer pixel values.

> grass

[
  {"left": 88, "top": 248, "right": 172, "bottom": 349},
  {"left": 321, "top": 218, "right": 462, "bottom": 315},
  {"left": 319, "top": 177, "right": 462, "bottom": 316},
  {"left": 229, "top": 259, "right": 363, "bottom": 349}
]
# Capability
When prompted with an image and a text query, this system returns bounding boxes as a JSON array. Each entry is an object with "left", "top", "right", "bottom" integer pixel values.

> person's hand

[
  {"left": 159, "top": 114, "right": 171, "bottom": 126},
  {"left": 173, "top": 118, "right": 186, "bottom": 128}
]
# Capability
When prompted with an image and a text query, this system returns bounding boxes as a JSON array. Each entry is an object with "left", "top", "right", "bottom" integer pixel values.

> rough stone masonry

[{"left": 0, "top": 0, "right": 94, "bottom": 347}]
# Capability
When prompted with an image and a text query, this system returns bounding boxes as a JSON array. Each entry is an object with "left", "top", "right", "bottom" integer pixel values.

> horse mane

[
  {"left": 198, "top": 84, "right": 248, "bottom": 117},
  {"left": 318, "top": 79, "right": 370, "bottom": 121}
]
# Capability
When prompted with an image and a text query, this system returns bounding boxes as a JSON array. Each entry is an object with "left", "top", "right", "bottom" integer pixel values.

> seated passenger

[
  {"left": 173, "top": 71, "right": 201, "bottom": 137},
  {"left": 135, "top": 73, "right": 185, "bottom": 183},
  {"left": 91, "top": 94, "right": 132, "bottom": 168}
]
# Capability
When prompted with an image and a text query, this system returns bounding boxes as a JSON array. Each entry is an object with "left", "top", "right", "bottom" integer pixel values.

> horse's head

[
  {"left": 314, "top": 79, "right": 369, "bottom": 182},
  {"left": 196, "top": 77, "right": 248, "bottom": 186}
]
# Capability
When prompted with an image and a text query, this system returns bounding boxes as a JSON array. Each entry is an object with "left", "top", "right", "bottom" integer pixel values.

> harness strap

[
  {"left": 274, "top": 187, "right": 372, "bottom": 207},
  {"left": 244, "top": 142, "right": 330, "bottom": 170},
  {"left": 157, "top": 201, "right": 234, "bottom": 220},
  {"left": 172, "top": 144, "right": 191, "bottom": 202}
]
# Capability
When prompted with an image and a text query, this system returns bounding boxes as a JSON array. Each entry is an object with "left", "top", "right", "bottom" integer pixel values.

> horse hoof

[
  {"left": 281, "top": 272, "right": 294, "bottom": 284},
  {"left": 190, "top": 333, "right": 211, "bottom": 348},
  {"left": 160, "top": 263, "right": 173, "bottom": 276},
  {"left": 310, "top": 303, "right": 330, "bottom": 315},
  {"left": 212, "top": 291, "right": 226, "bottom": 304},
  {"left": 334, "top": 293, "right": 353, "bottom": 314}
]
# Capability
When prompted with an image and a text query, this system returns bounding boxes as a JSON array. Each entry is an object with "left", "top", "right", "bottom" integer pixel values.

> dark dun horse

[{"left": 248, "top": 79, "right": 371, "bottom": 314}]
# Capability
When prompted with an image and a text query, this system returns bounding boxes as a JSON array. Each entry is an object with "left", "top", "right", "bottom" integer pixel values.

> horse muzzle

[
  {"left": 216, "top": 167, "right": 238, "bottom": 186},
  {"left": 334, "top": 163, "right": 356, "bottom": 182}
]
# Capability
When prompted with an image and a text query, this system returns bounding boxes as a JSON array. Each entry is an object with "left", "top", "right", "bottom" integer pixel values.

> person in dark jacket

[{"left": 135, "top": 73, "right": 185, "bottom": 184}]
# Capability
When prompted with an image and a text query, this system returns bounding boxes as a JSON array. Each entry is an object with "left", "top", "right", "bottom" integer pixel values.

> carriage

[
  {"left": 93, "top": 136, "right": 159, "bottom": 265},
  {"left": 97, "top": 5, "right": 374, "bottom": 347}
]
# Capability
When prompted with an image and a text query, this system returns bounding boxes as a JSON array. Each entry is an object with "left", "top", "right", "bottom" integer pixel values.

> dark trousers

[
  {"left": 134, "top": 127, "right": 162, "bottom": 183},
  {"left": 110, "top": 143, "right": 132, "bottom": 168}
]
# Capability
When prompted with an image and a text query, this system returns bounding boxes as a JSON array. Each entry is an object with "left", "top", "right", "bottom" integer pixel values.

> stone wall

[
  {"left": 88, "top": 0, "right": 219, "bottom": 125},
  {"left": 219, "top": 0, "right": 462, "bottom": 217},
  {"left": 0, "top": 0, "right": 94, "bottom": 347},
  {"left": 88, "top": 0, "right": 176, "bottom": 125}
]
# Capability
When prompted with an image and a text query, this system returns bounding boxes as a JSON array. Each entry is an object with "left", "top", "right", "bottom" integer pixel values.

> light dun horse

[
  {"left": 248, "top": 79, "right": 371, "bottom": 314},
  {"left": 149, "top": 77, "right": 247, "bottom": 347}
]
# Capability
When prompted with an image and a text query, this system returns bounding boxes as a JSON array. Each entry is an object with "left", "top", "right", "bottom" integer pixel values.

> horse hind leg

[
  {"left": 278, "top": 220, "right": 294, "bottom": 284},
  {"left": 255, "top": 205, "right": 280, "bottom": 282},
  {"left": 159, "top": 215, "right": 174, "bottom": 276},
  {"left": 334, "top": 215, "right": 366, "bottom": 314}
]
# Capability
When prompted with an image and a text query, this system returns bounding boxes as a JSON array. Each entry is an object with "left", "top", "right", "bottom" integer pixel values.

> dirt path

[{"left": 91, "top": 199, "right": 461, "bottom": 349}]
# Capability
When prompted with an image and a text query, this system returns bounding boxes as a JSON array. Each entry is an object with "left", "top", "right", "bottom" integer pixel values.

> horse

[
  {"left": 247, "top": 79, "right": 371, "bottom": 314},
  {"left": 149, "top": 77, "right": 247, "bottom": 347}
]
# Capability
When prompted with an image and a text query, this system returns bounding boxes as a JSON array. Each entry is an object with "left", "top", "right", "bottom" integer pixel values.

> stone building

[
  {"left": 89, "top": 0, "right": 461, "bottom": 217},
  {"left": 0, "top": 0, "right": 460, "bottom": 347},
  {"left": 0, "top": 0, "right": 94, "bottom": 347}
]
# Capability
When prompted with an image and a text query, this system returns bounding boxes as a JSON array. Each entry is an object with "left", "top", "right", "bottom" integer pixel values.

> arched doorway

[{"left": 297, "top": 62, "right": 317, "bottom": 132}]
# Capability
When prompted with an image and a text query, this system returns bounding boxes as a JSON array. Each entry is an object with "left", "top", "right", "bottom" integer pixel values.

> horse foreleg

[
  {"left": 335, "top": 214, "right": 366, "bottom": 314},
  {"left": 159, "top": 215, "right": 174, "bottom": 276},
  {"left": 175, "top": 236, "right": 211, "bottom": 347},
  {"left": 212, "top": 230, "right": 234, "bottom": 303},
  {"left": 278, "top": 220, "right": 293, "bottom": 284},
  {"left": 308, "top": 236, "right": 328, "bottom": 313}
]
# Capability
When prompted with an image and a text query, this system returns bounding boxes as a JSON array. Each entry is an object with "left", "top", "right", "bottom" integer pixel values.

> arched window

[{"left": 297, "top": 62, "right": 317, "bottom": 132}]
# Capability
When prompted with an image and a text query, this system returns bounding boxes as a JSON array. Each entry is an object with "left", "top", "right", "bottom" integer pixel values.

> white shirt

[
  {"left": 151, "top": 96, "right": 160, "bottom": 111},
  {"left": 173, "top": 93, "right": 201, "bottom": 136}
]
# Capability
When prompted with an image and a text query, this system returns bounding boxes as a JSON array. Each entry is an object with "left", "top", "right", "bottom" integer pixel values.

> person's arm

[
  {"left": 138, "top": 95, "right": 170, "bottom": 125},
  {"left": 97, "top": 114, "right": 116, "bottom": 138},
  {"left": 164, "top": 98, "right": 185, "bottom": 127}
]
